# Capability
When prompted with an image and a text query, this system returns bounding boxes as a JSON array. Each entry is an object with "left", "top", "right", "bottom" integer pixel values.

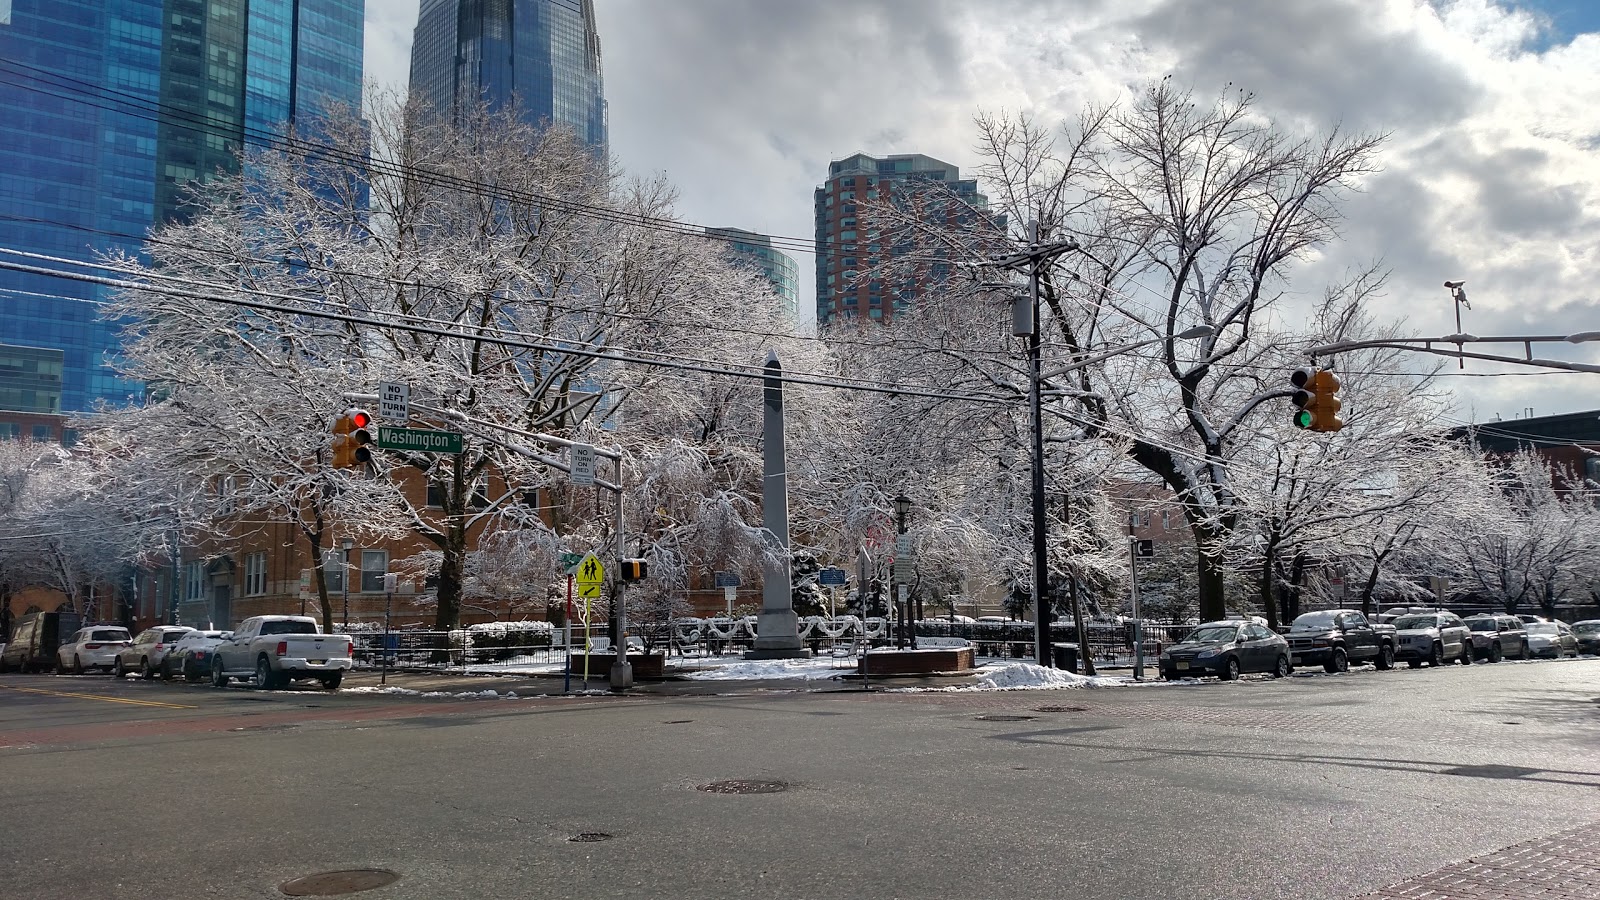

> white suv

[
  {"left": 57, "top": 626, "right": 132, "bottom": 674},
  {"left": 115, "top": 626, "right": 196, "bottom": 679}
]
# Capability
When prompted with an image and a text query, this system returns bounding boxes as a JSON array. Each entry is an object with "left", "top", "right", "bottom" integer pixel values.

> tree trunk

[
  {"left": 1258, "top": 540, "right": 1279, "bottom": 630},
  {"left": 1195, "top": 525, "right": 1227, "bottom": 622},
  {"left": 434, "top": 527, "right": 467, "bottom": 630}
]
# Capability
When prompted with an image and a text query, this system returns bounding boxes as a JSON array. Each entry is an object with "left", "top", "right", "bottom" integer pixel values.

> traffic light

[
  {"left": 1289, "top": 366, "right": 1344, "bottom": 433},
  {"left": 347, "top": 408, "right": 375, "bottom": 466},
  {"left": 330, "top": 412, "right": 354, "bottom": 468},
  {"left": 619, "top": 559, "right": 648, "bottom": 582}
]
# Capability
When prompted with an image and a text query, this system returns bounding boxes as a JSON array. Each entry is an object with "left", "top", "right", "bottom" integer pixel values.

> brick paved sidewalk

[{"left": 1360, "top": 821, "right": 1600, "bottom": 898}]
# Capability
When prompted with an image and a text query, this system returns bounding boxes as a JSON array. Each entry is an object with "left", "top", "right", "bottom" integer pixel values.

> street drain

[
  {"left": 663, "top": 719, "right": 693, "bottom": 724},
  {"left": 279, "top": 868, "right": 399, "bottom": 896},
  {"left": 568, "top": 832, "right": 612, "bottom": 843},
  {"left": 1033, "top": 705, "right": 1088, "bottom": 713},
  {"left": 1441, "top": 764, "right": 1541, "bottom": 780},
  {"left": 975, "top": 714, "right": 1036, "bottom": 722},
  {"left": 697, "top": 779, "right": 789, "bottom": 794}
]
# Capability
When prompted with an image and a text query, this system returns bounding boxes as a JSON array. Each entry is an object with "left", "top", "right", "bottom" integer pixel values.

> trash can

[{"left": 1052, "top": 642, "right": 1080, "bottom": 673}]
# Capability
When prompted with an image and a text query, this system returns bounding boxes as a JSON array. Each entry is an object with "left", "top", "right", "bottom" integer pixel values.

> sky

[{"left": 363, "top": 0, "right": 1600, "bottom": 424}]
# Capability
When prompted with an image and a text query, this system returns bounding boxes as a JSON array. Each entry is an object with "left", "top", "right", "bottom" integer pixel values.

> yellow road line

[{"left": 0, "top": 684, "right": 198, "bottom": 710}]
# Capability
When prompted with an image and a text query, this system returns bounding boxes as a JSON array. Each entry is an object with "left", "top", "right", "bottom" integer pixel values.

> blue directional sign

[
  {"left": 713, "top": 571, "right": 740, "bottom": 588},
  {"left": 818, "top": 567, "right": 848, "bottom": 587}
]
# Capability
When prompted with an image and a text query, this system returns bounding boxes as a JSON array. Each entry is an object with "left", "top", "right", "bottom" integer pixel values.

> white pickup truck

[{"left": 210, "top": 615, "right": 353, "bottom": 690}]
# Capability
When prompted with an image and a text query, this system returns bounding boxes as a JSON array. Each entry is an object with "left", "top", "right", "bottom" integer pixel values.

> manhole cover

[
  {"left": 1033, "top": 705, "right": 1089, "bottom": 713},
  {"left": 279, "top": 869, "right": 399, "bottom": 896},
  {"left": 568, "top": 832, "right": 612, "bottom": 843},
  {"left": 697, "top": 779, "right": 789, "bottom": 794},
  {"left": 974, "top": 714, "right": 1036, "bottom": 722},
  {"left": 1441, "top": 764, "right": 1541, "bottom": 780}
]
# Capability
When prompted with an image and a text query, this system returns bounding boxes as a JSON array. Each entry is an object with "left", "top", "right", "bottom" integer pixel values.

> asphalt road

[{"left": 1, "top": 658, "right": 1597, "bottom": 899}]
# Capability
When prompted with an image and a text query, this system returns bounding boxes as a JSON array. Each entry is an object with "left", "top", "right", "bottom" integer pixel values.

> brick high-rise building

[{"left": 814, "top": 152, "right": 997, "bottom": 327}]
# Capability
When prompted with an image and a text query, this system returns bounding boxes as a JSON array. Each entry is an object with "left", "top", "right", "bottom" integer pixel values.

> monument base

[{"left": 743, "top": 647, "right": 814, "bottom": 661}]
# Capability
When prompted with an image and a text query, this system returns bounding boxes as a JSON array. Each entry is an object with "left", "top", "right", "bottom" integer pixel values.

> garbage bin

[{"left": 1052, "top": 642, "right": 1080, "bottom": 673}]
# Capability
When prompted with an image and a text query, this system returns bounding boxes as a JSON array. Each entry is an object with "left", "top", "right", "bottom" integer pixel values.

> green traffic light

[{"left": 1294, "top": 410, "right": 1314, "bottom": 429}]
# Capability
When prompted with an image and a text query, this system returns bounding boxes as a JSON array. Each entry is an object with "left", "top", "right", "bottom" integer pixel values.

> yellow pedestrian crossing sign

[{"left": 575, "top": 552, "right": 605, "bottom": 600}]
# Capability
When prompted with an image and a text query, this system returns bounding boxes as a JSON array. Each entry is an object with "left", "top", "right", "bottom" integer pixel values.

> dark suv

[
  {"left": 1462, "top": 614, "right": 1529, "bottom": 662},
  {"left": 1285, "top": 609, "right": 1397, "bottom": 673}
]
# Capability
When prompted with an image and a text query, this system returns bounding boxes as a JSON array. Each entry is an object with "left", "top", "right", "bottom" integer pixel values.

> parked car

[
  {"left": 1391, "top": 611, "right": 1472, "bottom": 667},
  {"left": 56, "top": 626, "right": 132, "bottom": 674},
  {"left": 1515, "top": 614, "right": 1551, "bottom": 625},
  {"left": 1159, "top": 620, "right": 1291, "bottom": 681},
  {"left": 210, "top": 615, "right": 353, "bottom": 690},
  {"left": 1573, "top": 620, "right": 1600, "bottom": 656},
  {"left": 1524, "top": 621, "right": 1577, "bottom": 659},
  {"left": 1462, "top": 614, "right": 1529, "bottom": 662},
  {"left": 0, "top": 610, "right": 82, "bottom": 673},
  {"left": 163, "top": 630, "right": 232, "bottom": 681},
  {"left": 114, "top": 625, "right": 196, "bottom": 679},
  {"left": 1376, "top": 606, "right": 1442, "bottom": 625},
  {"left": 1284, "top": 609, "right": 1397, "bottom": 673}
]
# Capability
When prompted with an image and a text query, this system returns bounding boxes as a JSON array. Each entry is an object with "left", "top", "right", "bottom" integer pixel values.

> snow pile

[
  {"left": 920, "top": 663, "right": 1131, "bottom": 692},
  {"left": 344, "top": 685, "right": 523, "bottom": 699}
]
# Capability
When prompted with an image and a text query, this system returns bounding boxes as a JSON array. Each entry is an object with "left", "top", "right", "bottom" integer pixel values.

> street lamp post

[
  {"left": 893, "top": 493, "right": 913, "bottom": 650},
  {"left": 340, "top": 538, "right": 353, "bottom": 631}
]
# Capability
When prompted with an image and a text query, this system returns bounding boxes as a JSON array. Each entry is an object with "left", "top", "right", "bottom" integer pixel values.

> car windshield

[
  {"left": 91, "top": 629, "right": 128, "bottom": 641},
  {"left": 1392, "top": 615, "right": 1441, "bottom": 630},
  {"left": 1466, "top": 619, "right": 1497, "bottom": 632},
  {"left": 1574, "top": 623, "right": 1600, "bottom": 635},
  {"left": 258, "top": 620, "right": 317, "bottom": 635},
  {"left": 1289, "top": 612, "right": 1339, "bottom": 631},
  {"left": 1182, "top": 626, "right": 1239, "bottom": 644},
  {"left": 1524, "top": 623, "right": 1558, "bottom": 635}
]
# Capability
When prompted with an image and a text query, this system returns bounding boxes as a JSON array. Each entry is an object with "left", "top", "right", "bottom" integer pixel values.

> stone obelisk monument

[{"left": 746, "top": 350, "right": 806, "bottom": 658}]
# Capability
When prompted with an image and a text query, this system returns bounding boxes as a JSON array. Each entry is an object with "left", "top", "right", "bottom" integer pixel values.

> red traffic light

[{"left": 348, "top": 408, "right": 372, "bottom": 429}]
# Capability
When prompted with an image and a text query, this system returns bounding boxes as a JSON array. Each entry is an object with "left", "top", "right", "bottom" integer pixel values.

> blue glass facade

[
  {"left": 411, "top": 0, "right": 607, "bottom": 148},
  {"left": 0, "top": 1, "right": 363, "bottom": 412},
  {"left": 707, "top": 227, "right": 799, "bottom": 320}
]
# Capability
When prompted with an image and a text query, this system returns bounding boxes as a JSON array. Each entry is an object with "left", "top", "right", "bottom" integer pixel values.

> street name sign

[
  {"left": 818, "top": 567, "right": 848, "bottom": 587},
  {"left": 376, "top": 426, "right": 463, "bottom": 454},
  {"left": 560, "top": 552, "right": 585, "bottom": 574},
  {"left": 379, "top": 382, "right": 409, "bottom": 423},
  {"left": 570, "top": 443, "right": 597, "bottom": 487},
  {"left": 575, "top": 552, "right": 605, "bottom": 600}
]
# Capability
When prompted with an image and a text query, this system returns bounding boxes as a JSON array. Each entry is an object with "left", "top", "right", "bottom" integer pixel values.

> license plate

[
  {"left": 1175, "top": 661, "right": 1189, "bottom": 671},
  {"left": 308, "top": 659, "right": 325, "bottom": 665},
  {"left": 1292, "top": 656, "right": 1303, "bottom": 666}
]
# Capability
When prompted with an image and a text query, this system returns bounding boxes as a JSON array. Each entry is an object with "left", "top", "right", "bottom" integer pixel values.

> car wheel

[
  {"left": 1459, "top": 644, "right": 1472, "bottom": 665},
  {"left": 1520, "top": 641, "right": 1529, "bottom": 659},
  {"left": 1406, "top": 659, "right": 1422, "bottom": 669},
  {"left": 1376, "top": 644, "right": 1395, "bottom": 670},
  {"left": 255, "top": 656, "right": 281, "bottom": 691},
  {"left": 184, "top": 660, "right": 201, "bottom": 684},
  {"left": 74, "top": 655, "right": 85, "bottom": 675},
  {"left": 211, "top": 657, "right": 228, "bottom": 688},
  {"left": 1429, "top": 642, "right": 1445, "bottom": 667},
  {"left": 1218, "top": 657, "right": 1240, "bottom": 681},
  {"left": 1272, "top": 655, "right": 1290, "bottom": 678},
  {"left": 321, "top": 671, "right": 343, "bottom": 690},
  {"left": 1324, "top": 648, "right": 1349, "bottom": 673},
  {"left": 1488, "top": 643, "right": 1503, "bottom": 663},
  {"left": 112, "top": 657, "right": 125, "bottom": 678},
  {"left": 141, "top": 657, "right": 155, "bottom": 680}
]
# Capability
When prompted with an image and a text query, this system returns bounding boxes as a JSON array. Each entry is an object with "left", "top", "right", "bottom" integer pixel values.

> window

[
  {"left": 360, "top": 550, "right": 387, "bottom": 593},
  {"left": 244, "top": 551, "right": 267, "bottom": 596},
  {"left": 322, "top": 551, "right": 345, "bottom": 593},
  {"left": 185, "top": 561, "right": 205, "bottom": 601}
]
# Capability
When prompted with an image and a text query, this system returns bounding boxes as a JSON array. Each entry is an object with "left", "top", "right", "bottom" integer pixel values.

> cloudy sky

[{"left": 364, "top": 0, "right": 1600, "bottom": 424}]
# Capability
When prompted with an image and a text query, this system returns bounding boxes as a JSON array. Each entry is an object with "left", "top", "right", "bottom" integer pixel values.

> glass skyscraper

[
  {"left": 707, "top": 228, "right": 799, "bottom": 321},
  {"left": 0, "top": 1, "right": 364, "bottom": 413},
  {"left": 411, "top": 0, "right": 607, "bottom": 148}
]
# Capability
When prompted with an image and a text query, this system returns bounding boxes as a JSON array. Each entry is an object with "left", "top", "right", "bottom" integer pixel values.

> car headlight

[{"left": 1196, "top": 648, "right": 1222, "bottom": 659}]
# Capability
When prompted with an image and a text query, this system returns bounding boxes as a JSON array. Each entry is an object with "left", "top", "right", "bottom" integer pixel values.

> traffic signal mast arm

[{"left": 1307, "top": 332, "right": 1600, "bottom": 375}]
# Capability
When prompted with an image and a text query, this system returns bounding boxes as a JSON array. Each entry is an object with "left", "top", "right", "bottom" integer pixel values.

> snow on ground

[
  {"left": 675, "top": 654, "right": 851, "bottom": 681},
  {"left": 893, "top": 662, "right": 1134, "bottom": 692}
]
